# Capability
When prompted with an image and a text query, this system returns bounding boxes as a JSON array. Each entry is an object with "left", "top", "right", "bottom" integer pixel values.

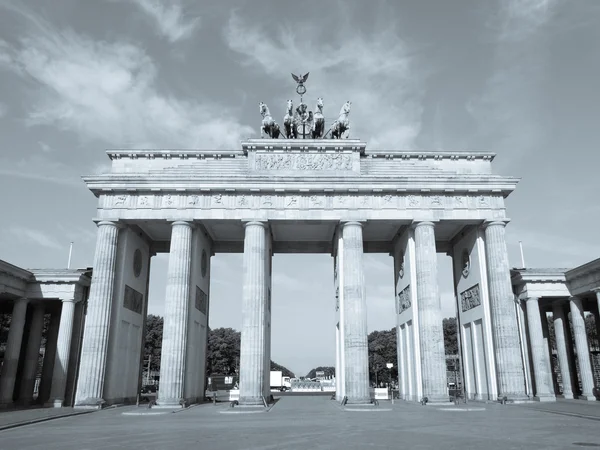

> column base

[
  {"left": 44, "top": 399, "right": 64, "bottom": 408},
  {"left": 74, "top": 397, "right": 106, "bottom": 409},
  {"left": 154, "top": 398, "right": 186, "bottom": 409},
  {"left": 345, "top": 397, "right": 372, "bottom": 405},
  {"left": 422, "top": 394, "right": 450, "bottom": 404},
  {"left": 576, "top": 394, "right": 597, "bottom": 401},
  {"left": 238, "top": 396, "right": 267, "bottom": 407},
  {"left": 557, "top": 393, "right": 575, "bottom": 400},
  {"left": 533, "top": 395, "right": 556, "bottom": 402}
]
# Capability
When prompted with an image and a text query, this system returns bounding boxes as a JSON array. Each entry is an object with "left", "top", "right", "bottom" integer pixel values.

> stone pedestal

[
  {"left": 19, "top": 304, "right": 45, "bottom": 404},
  {"left": 484, "top": 221, "right": 527, "bottom": 400},
  {"left": 525, "top": 298, "right": 555, "bottom": 401},
  {"left": 47, "top": 299, "right": 76, "bottom": 407},
  {"left": 0, "top": 298, "right": 29, "bottom": 406},
  {"left": 157, "top": 221, "right": 193, "bottom": 407},
  {"left": 74, "top": 221, "right": 121, "bottom": 408},
  {"left": 341, "top": 221, "right": 370, "bottom": 404},
  {"left": 239, "top": 221, "right": 270, "bottom": 406},
  {"left": 552, "top": 303, "right": 575, "bottom": 399},
  {"left": 569, "top": 297, "right": 596, "bottom": 401},
  {"left": 414, "top": 222, "right": 447, "bottom": 403}
]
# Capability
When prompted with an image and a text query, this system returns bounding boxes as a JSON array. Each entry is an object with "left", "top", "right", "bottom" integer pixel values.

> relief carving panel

[
  {"left": 460, "top": 284, "right": 481, "bottom": 312},
  {"left": 397, "top": 285, "right": 411, "bottom": 314},
  {"left": 254, "top": 153, "right": 353, "bottom": 171}
]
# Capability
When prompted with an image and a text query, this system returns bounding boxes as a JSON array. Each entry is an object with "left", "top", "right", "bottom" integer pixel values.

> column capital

[
  {"left": 340, "top": 221, "right": 365, "bottom": 229},
  {"left": 242, "top": 220, "right": 268, "bottom": 230},
  {"left": 94, "top": 220, "right": 124, "bottom": 229},
  {"left": 483, "top": 220, "right": 510, "bottom": 229},
  {"left": 590, "top": 287, "right": 600, "bottom": 293},
  {"left": 525, "top": 296, "right": 540, "bottom": 303},
  {"left": 411, "top": 220, "right": 437, "bottom": 230},
  {"left": 170, "top": 220, "right": 194, "bottom": 228},
  {"left": 59, "top": 298, "right": 77, "bottom": 303}
]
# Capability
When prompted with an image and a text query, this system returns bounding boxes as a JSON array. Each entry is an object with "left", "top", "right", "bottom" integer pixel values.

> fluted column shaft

[
  {"left": 19, "top": 304, "right": 46, "bottom": 404},
  {"left": 552, "top": 302, "right": 575, "bottom": 398},
  {"left": 0, "top": 298, "right": 29, "bottom": 405},
  {"left": 569, "top": 296, "right": 595, "bottom": 400},
  {"left": 239, "top": 221, "right": 269, "bottom": 405},
  {"left": 37, "top": 312, "right": 61, "bottom": 404},
  {"left": 74, "top": 221, "right": 120, "bottom": 407},
  {"left": 342, "top": 221, "right": 370, "bottom": 404},
  {"left": 157, "top": 221, "right": 193, "bottom": 406},
  {"left": 484, "top": 221, "right": 527, "bottom": 399},
  {"left": 47, "top": 299, "right": 76, "bottom": 407},
  {"left": 414, "top": 222, "right": 447, "bottom": 402},
  {"left": 525, "top": 298, "right": 554, "bottom": 400},
  {"left": 594, "top": 290, "right": 600, "bottom": 345}
]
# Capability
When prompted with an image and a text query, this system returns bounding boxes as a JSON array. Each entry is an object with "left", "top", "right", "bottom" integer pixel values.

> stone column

[
  {"left": 593, "top": 289, "right": 600, "bottom": 346},
  {"left": 37, "top": 310, "right": 61, "bottom": 404},
  {"left": 552, "top": 302, "right": 575, "bottom": 399},
  {"left": 413, "top": 221, "right": 447, "bottom": 403},
  {"left": 18, "top": 304, "right": 46, "bottom": 404},
  {"left": 0, "top": 298, "right": 29, "bottom": 406},
  {"left": 239, "top": 221, "right": 269, "bottom": 406},
  {"left": 484, "top": 221, "right": 527, "bottom": 400},
  {"left": 524, "top": 298, "right": 555, "bottom": 401},
  {"left": 341, "top": 221, "right": 370, "bottom": 404},
  {"left": 157, "top": 221, "right": 193, "bottom": 407},
  {"left": 47, "top": 299, "right": 76, "bottom": 407},
  {"left": 569, "top": 296, "right": 596, "bottom": 400},
  {"left": 74, "top": 221, "right": 121, "bottom": 407}
]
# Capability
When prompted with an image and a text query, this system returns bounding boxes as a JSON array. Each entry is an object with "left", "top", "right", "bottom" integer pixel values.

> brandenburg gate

[
  {"left": 73, "top": 131, "right": 529, "bottom": 408},
  {"left": 70, "top": 75, "right": 531, "bottom": 408}
]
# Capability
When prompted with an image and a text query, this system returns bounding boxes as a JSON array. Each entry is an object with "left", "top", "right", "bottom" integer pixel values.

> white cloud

[
  {"left": 0, "top": 155, "right": 83, "bottom": 187},
  {"left": 38, "top": 141, "right": 52, "bottom": 152},
  {"left": 465, "top": 0, "right": 558, "bottom": 169},
  {"left": 127, "top": 0, "right": 200, "bottom": 43},
  {"left": 495, "top": 0, "right": 558, "bottom": 43},
  {"left": 8, "top": 226, "right": 63, "bottom": 250},
  {"left": 223, "top": 12, "right": 424, "bottom": 150},
  {"left": 0, "top": 9, "right": 252, "bottom": 149}
]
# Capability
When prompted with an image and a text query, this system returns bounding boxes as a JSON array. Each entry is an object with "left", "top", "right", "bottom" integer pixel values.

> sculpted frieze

[
  {"left": 254, "top": 153, "right": 353, "bottom": 171},
  {"left": 397, "top": 285, "right": 411, "bottom": 314},
  {"left": 103, "top": 193, "right": 503, "bottom": 213},
  {"left": 460, "top": 284, "right": 481, "bottom": 312}
]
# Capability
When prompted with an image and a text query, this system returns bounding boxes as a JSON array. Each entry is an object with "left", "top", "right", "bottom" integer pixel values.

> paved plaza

[{"left": 0, "top": 397, "right": 599, "bottom": 450}]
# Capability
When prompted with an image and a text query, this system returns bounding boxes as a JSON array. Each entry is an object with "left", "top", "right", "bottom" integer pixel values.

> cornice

[{"left": 0, "top": 260, "right": 34, "bottom": 282}]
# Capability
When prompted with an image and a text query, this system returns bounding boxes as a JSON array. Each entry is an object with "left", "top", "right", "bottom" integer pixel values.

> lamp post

[{"left": 386, "top": 363, "right": 394, "bottom": 403}]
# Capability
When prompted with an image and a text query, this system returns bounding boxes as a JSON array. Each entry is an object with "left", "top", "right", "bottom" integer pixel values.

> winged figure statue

[{"left": 291, "top": 72, "right": 309, "bottom": 84}]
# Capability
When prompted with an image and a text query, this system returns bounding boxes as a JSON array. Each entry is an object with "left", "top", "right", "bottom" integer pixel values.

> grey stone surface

[
  {"left": 569, "top": 296, "right": 595, "bottom": 400},
  {"left": 1, "top": 397, "right": 600, "bottom": 449},
  {"left": 414, "top": 222, "right": 447, "bottom": 402},
  {"left": 552, "top": 303, "right": 575, "bottom": 399},
  {"left": 0, "top": 298, "right": 28, "bottom": 406},
  {"left": 157, "top": 221, "right": 193, "bottom": 407},
  {"left": 341, "top": 221, "right": 369, "bottom": 404},
  {"left": 525, "top": 297, "right": 555, "bottom": 401},
  {"left": 484, "top": 221, "right": 527, "bottom": 400},
  {"left": 75, "top": 221, "right": 120, "bottom": 407},
  {"left": 239, "top": 221, "right": 270, "bottom": 406},
  {"left": 47, "top": 299, "right": 76, "bottom": 407},
  {"left": 19, "top": 304, "right": 45, "bottom": 404}
]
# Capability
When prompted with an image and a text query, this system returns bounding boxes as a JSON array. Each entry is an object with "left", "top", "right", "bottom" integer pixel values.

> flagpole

[
  {"left": 67, "top": 241, "right": 74, "bottom": 269},
  {"left": 519, "top": 241, "right": 525, "bottom": 268}
]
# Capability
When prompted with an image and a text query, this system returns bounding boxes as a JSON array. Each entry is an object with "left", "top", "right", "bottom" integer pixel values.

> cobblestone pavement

[{"left": 1, "top": 397, "right": 599, "bottom": 450}]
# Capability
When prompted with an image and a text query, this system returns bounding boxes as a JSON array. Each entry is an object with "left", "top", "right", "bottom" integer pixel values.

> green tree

[
  {"left": 368, "top": 328, "right": 397, "bottom": 386},
  {"left": 144, "top": 314, "right": 163, "bottom": 372},
  {"left": 306, "top": 366, "right": 335, "bottom": 379},
  {"left": 443, "top": 317, "right": 458, "bottom": 355},
  {"left": 207, "top": 327, "right": 240, "bottom": 375},
  {"left": 270, "top": 361, "right": 295, "bottom": 378}
]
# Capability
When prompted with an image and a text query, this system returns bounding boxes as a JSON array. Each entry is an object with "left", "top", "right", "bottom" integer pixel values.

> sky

[{"left": 1, "top": 0, "right": 599, "bottom": 377}]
